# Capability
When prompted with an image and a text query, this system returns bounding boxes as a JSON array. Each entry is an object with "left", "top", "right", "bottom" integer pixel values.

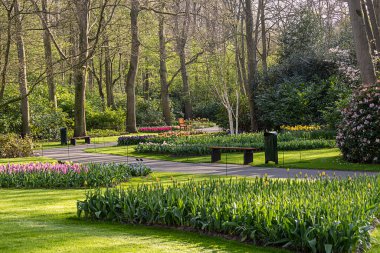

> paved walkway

[{"left": 38, "top": 142, "right": 378, "bottom": 178}]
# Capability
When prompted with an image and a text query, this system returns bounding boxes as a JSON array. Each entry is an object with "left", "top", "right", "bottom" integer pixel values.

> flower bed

[
  {"left": 117, "top": 135, "right": 156, "bottom": 145},
  {"left": 138, "top": 126, "right": 174, "bottom": 133},
  {"left": 78, "top": 176, "right": 380, "bottom": 252},
  {"left": 0, "top": 162, "right": 151, "bottom": 188}
]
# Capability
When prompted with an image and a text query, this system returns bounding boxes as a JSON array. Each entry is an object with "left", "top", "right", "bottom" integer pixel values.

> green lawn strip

[
  {"left": 85, "top": 146, "right": 380, "bottom": 172},
  {"left": 34, "top": 133, "right": 159, "bottom": 151},
  {"left": 0, "top": 156, "right": 56, "bottom": 164},
  {"left": 0, "top": 172, "right": 288, "bottom": 253}
]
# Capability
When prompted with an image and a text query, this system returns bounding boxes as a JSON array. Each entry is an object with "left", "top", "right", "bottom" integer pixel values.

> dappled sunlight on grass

[{"left": 0, "top": 156, "right": 56, "bottom": 164}]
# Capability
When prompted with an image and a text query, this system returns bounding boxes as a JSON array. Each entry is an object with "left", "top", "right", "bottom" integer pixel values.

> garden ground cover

[
  {"left": 0, "top": 156, "right": 55, "bottom": 164},
  {"left": 85, "top": 146, "right": 380, "bottom": 171},
  {"left": 0, "top": 172, "right": 290, "bottom": 253}
]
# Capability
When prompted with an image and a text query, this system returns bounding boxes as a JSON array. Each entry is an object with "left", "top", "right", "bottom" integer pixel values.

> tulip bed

[
  {"left": 0, "top": 162, "right": 151, "bottom": 188},
  {"left": 78, "top": 175, "right": 380, "bottom": 253},
  {"left": 138, "top": 126, "right": 174, "bottom": 133}
]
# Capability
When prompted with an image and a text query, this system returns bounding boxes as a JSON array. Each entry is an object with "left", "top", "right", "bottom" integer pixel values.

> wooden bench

[
  {"left": 70, "top": 136, "right": 91, "bottom": 145},
  {"left": 209, "top": 146, "right": 259, "bottom": 165}
]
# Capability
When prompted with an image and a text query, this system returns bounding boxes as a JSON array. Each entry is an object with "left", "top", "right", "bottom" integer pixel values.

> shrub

[
  {"left": 87, "top": 107, "right": 125, "bottom": 131},
  {"left": 78, "top": 176, "right": 380, "bottom": 252},
  {"left": 337, "top": 82, "right": 380, "bottom": 163},
  {"left": 0, "top": 162, "right": 152, "bottom": 188},
  {"left": 0, "top": 134, "right": 33, "bottom": 158},
  {"left": 117, "top": 135, "right": 156, "bottom": 146}
]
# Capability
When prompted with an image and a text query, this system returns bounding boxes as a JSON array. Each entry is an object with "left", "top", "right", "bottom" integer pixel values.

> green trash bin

[
  {"left": 60, "top": 127, "right": 67, "bottom": 145},
  {"left": 264, "top": 132, "right": 278, "bottom": 164}
]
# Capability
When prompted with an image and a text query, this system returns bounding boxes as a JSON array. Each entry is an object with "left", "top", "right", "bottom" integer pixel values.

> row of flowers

[
  {"left": 0, "top": 162, "right": 152, "bottom": 188},
  {"left": 138, "top": 126, "right": 178, "bottom": 132},
  {"left": 280, "top": 125, "right": 321, "bottom": 131}
]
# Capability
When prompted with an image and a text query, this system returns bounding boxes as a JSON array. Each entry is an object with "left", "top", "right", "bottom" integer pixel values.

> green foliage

[
  {"left": 0, "top": 134, "right": 33, "bottom": 158},
  {"left": 31, "top": 107, "right": 71, "bottom": 140},
  {"left": 87, "top": 107, "right": 125, "bottom": 131},
  {"left": 257, "top": 78, "right": 350, "bottom": 129},
  {"left": 78, "top": 176, "right": 380, "bottom": 252},
  {"left": 136, "top": 98, "right": 165, "bottom": 127},
  {"left": 337, "top": 82, "right": 380, "bottom": 163},
  {"left": 0, "top": 162, "right": 152, "bottom": 188},
  {"left": 134, "top": 131, "right": 336, "bottom": 156}
]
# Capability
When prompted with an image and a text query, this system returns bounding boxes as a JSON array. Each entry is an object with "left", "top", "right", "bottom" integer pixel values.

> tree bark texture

[
  {"left": 73, "top": 0, "right": 89, "bottom": 137},
  {"left": 244, "top": 0, "right": 258, "bottom": 131},
  {"left": 14, "top": 0, "right": 31, "bottom": 136},
  {"left": 158, "top": 15, "right": 172, "bottom": 125},
  {"left": 347, "top": 0, "right": 377, "bottom": 85},
  {"left": 125, "top": 0, "right": 140, "bottom": 133},
  {"left": 42, "top": 0, "right": 57, "bottom": 108}
]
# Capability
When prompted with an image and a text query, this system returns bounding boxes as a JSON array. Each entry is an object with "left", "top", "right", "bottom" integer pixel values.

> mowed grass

[
  {"left": 85, "top": 146, "right": 380, "bottom": 171},
  {"left": 0, "top": 172, "right": 289, "bottom": 253},
  {"left": 34, "top": 133, "right": 158, "bottom": 150},
  {"left": 0, "top": 156, "right": 56, "bottom": 164}
]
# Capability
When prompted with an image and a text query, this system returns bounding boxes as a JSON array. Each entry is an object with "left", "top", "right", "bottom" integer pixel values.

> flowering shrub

[
  {"left": 138, "top": 126, "right": 173, "bottom": 133},
  {"left": 0, "top": 134, "right": 33, "bottom": 158},
  {"left": 280, "top": 125, "right": 321, "bottom": 131},
  {"left": 117, "top": 135, "right": 156, "bottom": 146},
  {"left": 0, "top": 162, "right": 152, "bottom": 188},
  {"left": 337, "top": 82, "right": 380, "bottom": 163}
]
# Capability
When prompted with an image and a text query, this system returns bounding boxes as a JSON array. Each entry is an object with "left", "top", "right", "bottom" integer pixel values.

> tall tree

[
  {"left": 14, "top": 0, "right": 30, "bottom": 136},
  {"left": 0, "top": 1, "right": 13, "bottom": 102},
  {"left": 174, "top": 0, "right": 193, "bottom": 119},
  {"left": 104, "top": 34, "right": 115, "bottom": 108},
  {"left": 73, "top": 0, "right": 89, "bottom": 137},
  {"left": 244, "top": 0, "right": 258, "bottom": 131},
  {"left": 125, "top": 0, "right": 140, "bottom": 133},
  {"left": 347, "top": 0, "right": 377, "bottom": 85},
  {"left": 158, "top": 13, "right": 172, "bottom": 125},
  {"left": 41, "top": 0, "right": 57, "bottom": 108}
]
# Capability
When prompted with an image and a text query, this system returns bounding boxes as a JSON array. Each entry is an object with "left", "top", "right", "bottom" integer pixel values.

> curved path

[{"left": 39, "top": 142, "right": 378, "bottom": 178}]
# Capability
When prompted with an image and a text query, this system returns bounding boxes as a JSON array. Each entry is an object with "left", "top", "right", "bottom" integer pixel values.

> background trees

[{"left": 0, "top": 0, "right": 378, "bottom": 137}]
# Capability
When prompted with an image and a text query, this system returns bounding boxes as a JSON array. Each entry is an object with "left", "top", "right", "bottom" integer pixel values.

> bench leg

[
  {"left": 211, "top": 149, "right": 221, "bottom": 163},
  {"left": 85, "top": 137, "right": 91, "bottom": 144},
  {"left": 70, "top": 139, "right": 76, "bottom": 146},
  {"left": 244, "top": 150, "right": 253, "bottom": 165}
]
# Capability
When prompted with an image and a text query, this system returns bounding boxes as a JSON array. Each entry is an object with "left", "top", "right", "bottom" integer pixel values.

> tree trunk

[
  {"left": 98, "top": 49, "right": 105, "bottom": 107},
  {"left": 14, "top": 0, "right": 30, "bottom": 136},
  {"left": 73, "top": 0, "right": 89, "bottom": 137},
  {"left": 260, "top": 0, "right": 268, "bottom": 81},
  {"left": 104, "top": 35, "right": 115, "bottom": 108},
  {"left": 178, "top": 49, "right": 193, "bottom": 119},
  {"left": 244, "top": 0, "right": 258, "bottom": 131},
  {"left": 366, "top": 0, "right": 380, "bottom": 53},
  {"left": 0, "top": 4, "right": 13, "bottom": 102},
  {"left": 362, "top": 2, "right": 376, "bottom": 52},
  {"left": 374, "top": 0, "right": 380, "bottom": 31},
  {"left": 125, "top": 0, "right": 139, "bottom": 133},
  {"left": 42, "top": 0, "right": 57, "bottom": 108},
  {"left": 174, "top": 0, "right": 192, "bottom": 120},
  {"left": 142, "top": 70, "right": 150, "bottom": 100},
  {"left": 158, "top": 15, "right": 172, "bottom": 126},
  {"left": 347, "top": 0, "right": 377, "bottom": 85}
]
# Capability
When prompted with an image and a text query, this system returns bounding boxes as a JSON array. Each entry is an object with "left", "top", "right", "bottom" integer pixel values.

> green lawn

[
  {"left": 0, "top": 156, "right": 56, "bottom": 164},
  {"left": 85, "top": 146, "right": 380, "bottom": 171},
  {"left": 0, "top": 172, "right": 289, "bottom": 253},
  {"left": 34, "top": 133, "right": 158, "bottom": 150}
]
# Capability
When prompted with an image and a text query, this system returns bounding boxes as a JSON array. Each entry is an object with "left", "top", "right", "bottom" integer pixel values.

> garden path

[{"left": 38, "top": 142, "right": 378, "bottom": 178}]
